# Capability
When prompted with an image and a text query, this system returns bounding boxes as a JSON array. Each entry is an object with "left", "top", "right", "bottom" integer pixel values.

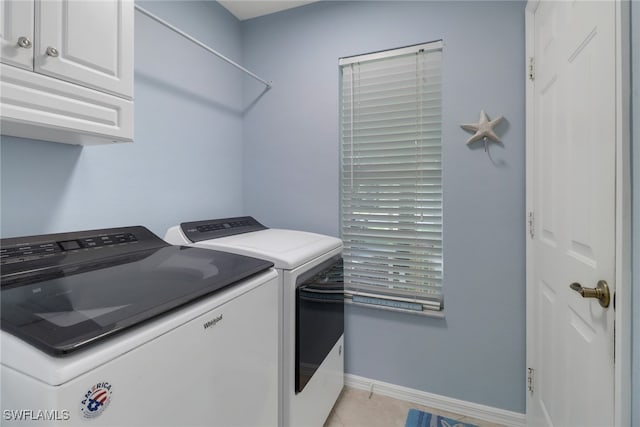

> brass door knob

[{"left": 569, "top": 280, "right": 610, "bottom": 308}]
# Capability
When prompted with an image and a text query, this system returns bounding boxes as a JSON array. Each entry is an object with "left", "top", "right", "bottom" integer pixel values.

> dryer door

[{"left": 295, "top": 256, "right": 344, "bottom": 393}]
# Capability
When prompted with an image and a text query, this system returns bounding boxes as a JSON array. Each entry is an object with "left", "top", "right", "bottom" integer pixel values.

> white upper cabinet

[
  {"left": 0, "top": 0, "right": 133, "bottom": 145},
  {"left": 35, "top": 0, "right": 133, "bottom": 99}
]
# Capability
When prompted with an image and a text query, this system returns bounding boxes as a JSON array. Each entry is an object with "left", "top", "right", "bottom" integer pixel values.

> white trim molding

[
  {"left": 344, "top": 374, "right": 525, "bottom": 427},
  {"left": 523, "top": 1, "right": 537, "bottom": 426},
  {"left": 613, "top": 1, "right": 632, "bottom": 425}
]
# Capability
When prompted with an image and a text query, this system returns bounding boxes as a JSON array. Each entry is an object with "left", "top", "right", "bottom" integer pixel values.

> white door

[
  {"left": 528, "top": 1, "right": 616, "bottom": 426},
  {"left": 0, "top": 0, "right": 34, "bottom": 70},
  {"left": 35, "top": 0, "right": 133, "bottom": 99}
]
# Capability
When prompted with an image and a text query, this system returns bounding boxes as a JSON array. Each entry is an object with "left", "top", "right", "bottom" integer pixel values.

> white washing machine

[
  {"left": 165, "top": 217, "right": 344, "bottom": 427},
  {"left": 1, "top": 226, "right": 279, "bottom": 426}
]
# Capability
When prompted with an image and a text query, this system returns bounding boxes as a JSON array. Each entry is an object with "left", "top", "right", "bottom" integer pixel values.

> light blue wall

[
  {"left": 632, "top": 1, "right": 639, "bottom": 424},
  {"left": 1, "top": 1, "right": 244, "bottom": 238},
  {"left": 0, "top": 0, "right": 633, "bottom": 418},
  {"left": 242, "top": 1, "right": 526, "bottom": 413}
]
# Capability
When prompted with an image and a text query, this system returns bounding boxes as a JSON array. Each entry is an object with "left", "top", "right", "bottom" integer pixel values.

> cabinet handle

[
  {"left": 17, "top": 37, "right": 32, "bottom": 49},
  {"left": 46, "top": 46, "right": 59, "bottom": 57}
]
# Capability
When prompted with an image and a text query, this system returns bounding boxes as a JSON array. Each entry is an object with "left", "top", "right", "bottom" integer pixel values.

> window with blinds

[{"left": 339, "top": 41, "right": 443, "bottom": 314}]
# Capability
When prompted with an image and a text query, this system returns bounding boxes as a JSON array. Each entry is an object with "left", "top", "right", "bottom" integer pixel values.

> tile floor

[{"left": 323, "top": 387, "right": 505, "bottom": 427}]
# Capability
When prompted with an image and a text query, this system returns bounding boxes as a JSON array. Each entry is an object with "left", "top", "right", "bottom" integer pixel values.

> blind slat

[
  {"left": 345, "top": 268, "right": 443, "bottom": 281},
  {"left": 342, "top": 87, "right": 442, "bottom": 102},
  {"left": 344, "top": 247, "right": 442, "bottom": 260},
  {"left": 342, "top": 134, "right": 441, "bottom": 146},
  {"left": 343, "top": 144, "right": 441, "bottom": 155},
  {"left": 343, "top": 185, "right": 442, "bottom": 190},
  {"left": 345, "top": 275, "right": 442, "bottom": 290},
  {"left": 343, "top": 212, "right": 441, "bottom": 220},
  {"left": 344, "top": 252, "right": 441, "bottom": 269},
  {"left": 342, "top": 99, "right": 441, "bottom": 113},
  {"left": 344, "top": 156, "right": 441, "bottom": 164},
  {"left": 343, "top": 237, "right": 443, "bottom": 247},
  {"left": 342, "top": 172, "right": 441, "bottom": 181},
  {"left": 344, "top": 255, "right": 443, "bottom": 270},
  {"left": 343, "top": 121, "right": 442, "bottom": 135},
  {"left": 342, "top": 107, "right": 441, "bottom": 122}
]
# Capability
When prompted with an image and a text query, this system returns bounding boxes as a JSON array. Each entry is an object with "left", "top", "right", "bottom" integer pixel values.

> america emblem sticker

[{"left": 80, "top": 382, "right": 113, "bottom": 418}]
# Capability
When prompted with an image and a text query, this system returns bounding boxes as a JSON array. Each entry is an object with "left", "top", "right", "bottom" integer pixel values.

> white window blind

[{"left": 339, "top": 41, "right": 443, "bottom": 314}]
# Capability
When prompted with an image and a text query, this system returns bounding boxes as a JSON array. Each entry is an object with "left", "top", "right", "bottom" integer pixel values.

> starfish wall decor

[{"left": 460, "top": 110, "right": 504, "bottom": 152}]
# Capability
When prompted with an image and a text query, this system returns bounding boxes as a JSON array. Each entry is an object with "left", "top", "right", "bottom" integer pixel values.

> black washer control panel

[
  {"left": 0, "top": 226, "right": 161, "bottom": 282},
  {"left": 181, "top": 216, "right": 267, "bottom": 243},
  {"left": 1, "top": 232, "right": 139, "bottom": 264}
]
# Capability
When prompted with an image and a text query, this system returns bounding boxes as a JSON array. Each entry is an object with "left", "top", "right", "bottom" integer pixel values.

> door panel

[
  {"left": 530, "top": 1, "right": 615, "bottom": 426},
  {"left": 538, "top": 76, "right": 558, "bottom": 246},
  {"left": 538, "top": 280, "right": 559, "bottom": 425}
]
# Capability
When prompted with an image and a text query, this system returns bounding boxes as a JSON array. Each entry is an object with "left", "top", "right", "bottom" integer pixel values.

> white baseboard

[{"left": 344, "top": 374, "right": 525, "bottom": 427}]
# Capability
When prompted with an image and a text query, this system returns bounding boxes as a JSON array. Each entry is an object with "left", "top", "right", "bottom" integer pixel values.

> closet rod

[{"left": 135, "top": 5, "right": 272, "bottom": 89}]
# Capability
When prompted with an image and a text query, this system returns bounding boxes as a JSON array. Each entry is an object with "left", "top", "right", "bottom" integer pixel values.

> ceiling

[{"left": 218, "top": 0, "right": 319, "bottom": 21}]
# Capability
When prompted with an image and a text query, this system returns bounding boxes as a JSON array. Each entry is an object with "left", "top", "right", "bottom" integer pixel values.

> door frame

[{"left": 524, "top": 1, "right": 632, "bottom": 425}]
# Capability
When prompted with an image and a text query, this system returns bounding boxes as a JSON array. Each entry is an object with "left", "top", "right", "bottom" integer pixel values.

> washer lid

[
  {"left": 1, "top": 226, "right": 273, "bottom": 356},
  {"left": 191, "top": 229, "right": 342, "bottom": 270}
]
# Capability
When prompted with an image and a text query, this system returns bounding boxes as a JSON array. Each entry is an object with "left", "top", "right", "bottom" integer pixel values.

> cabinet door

[
  {"left": 35, "top": 0, "right": 133, "bottom": 99},
  {"left": 0, "top": 0, "right": 34, "bottom": 70}
]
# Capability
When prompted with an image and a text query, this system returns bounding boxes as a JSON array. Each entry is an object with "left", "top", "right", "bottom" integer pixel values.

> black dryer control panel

[{"left": 181, "top": 216, "right": 267, "bottom": 243}]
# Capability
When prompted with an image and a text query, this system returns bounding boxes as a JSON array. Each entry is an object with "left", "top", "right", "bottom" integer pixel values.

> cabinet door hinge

[
  {"left": 528, "top": 57, "right": 535, "bottom": 81},
  {"left": 528, "top": 211, "right": 535, "bottom": 239},
  {"left": 527, "top": 367, "right": 535, "bottom": 393}
]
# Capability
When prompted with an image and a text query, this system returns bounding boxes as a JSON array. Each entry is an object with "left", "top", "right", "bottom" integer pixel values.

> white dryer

[{"left": 165, "top": 217, "right": 344, "bottom": 427}]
